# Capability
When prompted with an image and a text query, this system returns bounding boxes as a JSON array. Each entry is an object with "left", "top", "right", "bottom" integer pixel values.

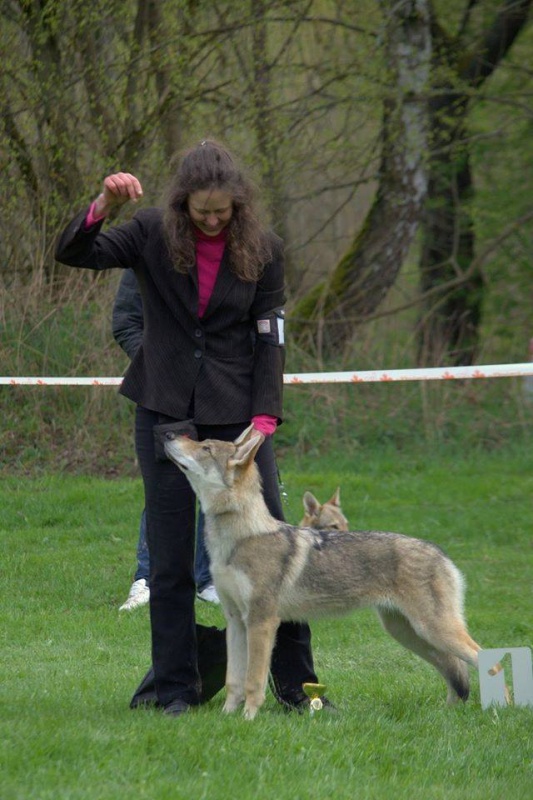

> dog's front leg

[
  {"left": 244, "top": 614, "right": 280, "bottom": 720},
  {"left": 223, "top": 612, "right": 248, "bottom": 714}
]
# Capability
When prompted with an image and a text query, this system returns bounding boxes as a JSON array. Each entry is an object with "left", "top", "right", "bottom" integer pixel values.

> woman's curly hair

[{"left": 163, "top": 139, "right": 273, "bottom": 282}]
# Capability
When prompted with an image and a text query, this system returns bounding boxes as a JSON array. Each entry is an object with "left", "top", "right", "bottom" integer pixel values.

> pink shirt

[{"left": 194, "top": 226, "right": 226, "bottom": 318}]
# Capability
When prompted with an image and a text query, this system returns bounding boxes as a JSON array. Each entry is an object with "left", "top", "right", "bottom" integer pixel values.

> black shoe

[
  {"left": 163, "top": 698, "right": 191, "bottom": 717},
  {"left": 130, "top": 625, "right": 227, "bottom": 710}
]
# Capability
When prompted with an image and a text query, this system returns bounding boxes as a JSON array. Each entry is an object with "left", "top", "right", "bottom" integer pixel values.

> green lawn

[{"left": 1, "top": 445, "right": 532, "bottom": 799}]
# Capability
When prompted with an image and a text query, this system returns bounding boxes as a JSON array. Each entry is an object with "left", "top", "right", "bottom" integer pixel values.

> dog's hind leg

[
  {"left": 377, "top": 608, "right": 471, "bottom": 703},
  {"left": 413, "top": 616, "right": 511, "bottom": 704},
  {"left": 244, "top": 614, "right": 281, "bottom": 720}
]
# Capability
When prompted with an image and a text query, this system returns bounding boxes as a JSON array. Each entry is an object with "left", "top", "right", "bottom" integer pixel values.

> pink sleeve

[
  {"left": 84, "top": 200, "right": 107, "bottom": 230},
  {"left": 252, "top": 414, "right": 278, "bottom": 436}
]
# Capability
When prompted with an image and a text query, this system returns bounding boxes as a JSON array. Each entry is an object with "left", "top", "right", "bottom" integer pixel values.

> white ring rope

[{"left": 2, "top": 363, "right": 533, "bottom": 386}]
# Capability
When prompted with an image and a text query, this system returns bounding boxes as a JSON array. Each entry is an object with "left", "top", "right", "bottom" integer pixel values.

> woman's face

[{"left": 187, "top": 188, "right": 233, "bottom": 236}]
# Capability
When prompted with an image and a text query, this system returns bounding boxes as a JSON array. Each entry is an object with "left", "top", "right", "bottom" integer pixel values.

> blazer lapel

[{"left": 149, "top": 242, "right": 199, "bottom": 320}]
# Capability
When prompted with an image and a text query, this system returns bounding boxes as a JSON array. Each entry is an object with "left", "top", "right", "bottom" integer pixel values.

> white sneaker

[
  {"left": 197, "top": 584, "right": 220, "bottom": 605},
  {"left": 119, "top": 578, "right": 150, "bottom": 611}
]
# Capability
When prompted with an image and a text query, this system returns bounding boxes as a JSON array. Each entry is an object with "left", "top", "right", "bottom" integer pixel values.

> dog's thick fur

[{"left": 165, "top": 425, "right": 491, "bottom": 720}]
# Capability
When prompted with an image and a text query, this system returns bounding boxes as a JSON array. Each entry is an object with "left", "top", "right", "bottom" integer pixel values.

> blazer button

[
  {"left": 194, "top": 329, "right": 203, "bottom": 338},
  {"left": 194, "top": 349, "right": 202, "bottom": 358}
]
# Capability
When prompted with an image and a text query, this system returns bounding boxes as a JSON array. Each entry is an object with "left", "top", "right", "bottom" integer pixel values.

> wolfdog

[
  {"left": 165, "top": 425, "right": 498, "bottom": 720},
  {"left": 301, "top": 487, "right": 349, "bottom": 531}
]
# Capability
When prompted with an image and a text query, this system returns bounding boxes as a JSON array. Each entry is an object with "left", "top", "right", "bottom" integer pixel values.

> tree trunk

[
  {"left": 417, "top": 0, "right": 533, "bottom": 366},
  {"left": 290, "top": 0, "right": 431, "bottom": 352},
  {"left": 250, "top": 1, "right": 293, "bottom": 270},
  {"left": 418, "top": 35, "right": 482, "bottom": 365}
]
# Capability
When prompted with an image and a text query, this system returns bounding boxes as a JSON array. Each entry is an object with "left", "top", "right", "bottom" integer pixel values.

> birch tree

[{"left": 290, "top": 0, "right": 432, "bottom": 352}]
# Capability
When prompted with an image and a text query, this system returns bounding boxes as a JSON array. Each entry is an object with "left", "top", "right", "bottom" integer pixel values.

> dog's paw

[
  {"left": 223, "top": 697, "right": 243, "bottom": 714},
  {"left": 243, "top": 704, "right": 259, "bottom": 721}
]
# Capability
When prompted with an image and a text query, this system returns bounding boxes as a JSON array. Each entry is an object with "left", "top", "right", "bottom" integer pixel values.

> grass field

[{"left": 1, "top": 444, "right": 532, "bottom": 799}]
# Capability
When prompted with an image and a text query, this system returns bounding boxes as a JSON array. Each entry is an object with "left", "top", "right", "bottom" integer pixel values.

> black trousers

[{"left": 135, "top": 406, "right": 318, "bottom": 707}]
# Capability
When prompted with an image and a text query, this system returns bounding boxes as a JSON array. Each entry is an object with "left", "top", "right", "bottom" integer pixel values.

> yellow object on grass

[{"left": 302, "top": 682, "right": 327, "bottom": 712}]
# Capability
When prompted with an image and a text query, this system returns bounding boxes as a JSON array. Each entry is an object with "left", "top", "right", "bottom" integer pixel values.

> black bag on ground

[{"left": 130, "top": 625, "right": 227, "bottom": 708}]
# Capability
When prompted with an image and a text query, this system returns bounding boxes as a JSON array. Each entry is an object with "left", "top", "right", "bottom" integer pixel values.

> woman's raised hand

[{"left": 94, "top": 173, "right": 144, "bottom": 216}]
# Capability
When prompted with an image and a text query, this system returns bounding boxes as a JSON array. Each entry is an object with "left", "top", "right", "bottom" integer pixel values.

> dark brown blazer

[{"left": 55, "top": 207, "right": 285, "bottom": 423}]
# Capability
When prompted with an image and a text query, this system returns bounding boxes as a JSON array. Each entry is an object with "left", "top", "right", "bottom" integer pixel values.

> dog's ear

[
  {"left": 328, "top": 487, "right": 341, "bottom": 507},
  {"left": 233, "top": 423, "right": 256, "bottom": 446},
  {"left": 303, "top": 491, "right": 320, "bottom": 518},
  {"left": 229, "top": 431, "right": 264, "bottom": 468}
]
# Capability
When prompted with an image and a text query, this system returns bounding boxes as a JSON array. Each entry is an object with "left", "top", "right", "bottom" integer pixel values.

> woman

[
  {"left": 112, "top": 268, "right": 219, "bottom": 611},
  {"left": 55, "top": 139, "right": 328, "bottom": 717}
]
